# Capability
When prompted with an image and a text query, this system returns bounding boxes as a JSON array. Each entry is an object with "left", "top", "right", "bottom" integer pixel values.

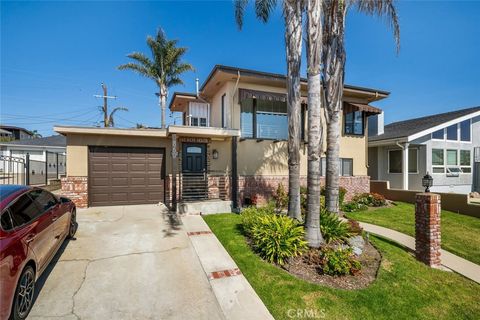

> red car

[{"left": 0, "top": 185, "right": 77, "bottom": 320}]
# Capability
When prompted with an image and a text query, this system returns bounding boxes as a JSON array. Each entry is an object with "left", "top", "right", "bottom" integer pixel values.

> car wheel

[
  {"left": 67, "top": 209, "right": 77, "bottom": 239},
  {"left": 11, "top": 265, "right": 35, "bottom": 320}
]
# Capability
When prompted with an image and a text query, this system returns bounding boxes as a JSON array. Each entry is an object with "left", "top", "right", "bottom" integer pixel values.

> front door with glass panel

[{"left": 182, "top": 143, "right": 206, "bottom": 173}]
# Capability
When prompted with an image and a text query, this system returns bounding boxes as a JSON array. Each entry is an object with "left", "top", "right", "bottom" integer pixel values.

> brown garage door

[{"left": 88, "top": 146, "right": 165, "bottom": 206}]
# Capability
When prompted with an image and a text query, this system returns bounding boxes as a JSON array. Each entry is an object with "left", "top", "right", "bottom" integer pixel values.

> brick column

[{"left": 415, "top": 193, "right": 441, "bottom": 267}]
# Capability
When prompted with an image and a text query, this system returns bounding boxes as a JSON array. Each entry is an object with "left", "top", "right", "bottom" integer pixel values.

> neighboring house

[
  {"left": 0, "top": 135, "right": 67, "bottom": 185},
  {"left": 368, "top": 106, "right": 480, "bottom": 194},
  {"left": 0, "top": 129, "right": 13, "bottom": 139},
  {"left": 55, "top": 65, "right": 389, "bottom": 209},
  {"left": 0, "top": 125, "right": 34, "bottom": 140}
]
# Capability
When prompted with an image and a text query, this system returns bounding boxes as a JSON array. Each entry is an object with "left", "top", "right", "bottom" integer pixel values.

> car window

[
  {"left": 1, "top": 209, "right": 14, "bottom": 231},
  {"left": 29, "top": 189, "right": 57, "bottom": 212},
  {"left": 9, "top": 194, "right": 40, "bottom": 227}
]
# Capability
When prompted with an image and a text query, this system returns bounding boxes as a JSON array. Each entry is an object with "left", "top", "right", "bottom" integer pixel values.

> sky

[{"left": 1, "top": 0, "right": 479, "bottom": 136}]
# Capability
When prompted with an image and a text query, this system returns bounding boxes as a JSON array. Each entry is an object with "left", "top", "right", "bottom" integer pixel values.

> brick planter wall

[
  {"left": 60, "top": 176, "right": 88, "bottom": 208},
  {"left": 238, "top": 175, "right": 370, "bottom": 205},
  {"left": 415, "top": 193, "right": 442, "bottom": 267}
]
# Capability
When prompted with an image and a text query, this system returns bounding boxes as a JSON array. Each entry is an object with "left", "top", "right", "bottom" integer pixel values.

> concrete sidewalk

[
  {"left": 182, "top": 215, "right": 274, "bottom": 320},
  {"left": 358, "top": 221, "right": 480, "bottom": 284}
]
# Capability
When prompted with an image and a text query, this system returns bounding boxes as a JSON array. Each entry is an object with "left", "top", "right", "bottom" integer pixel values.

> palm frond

[
  {"left": 117, "top": 63, "right": 155, "bottom": 80},
  {"left": 355, "top": 0, "right": 400, "bottom": 52},
  {"left": 255, "top": 0, "right": 277, "bottom": 23},
  {"left": 126, "top": 52, "right": 154, "bottom": 69},
  {"left": 234, "top": 0, "right": 249, "bottom": 29},
  {"left": 108, "top": 107, "right": 128, "bottom": 127}
]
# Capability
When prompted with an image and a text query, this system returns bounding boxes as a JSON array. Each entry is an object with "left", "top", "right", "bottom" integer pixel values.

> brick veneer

[
  {"left": 238, "top": 175, "right": 370, "bottom": 205},
  {"left": 415, "top": 193, "right": 441, "bottom": 267},
  {"left": 60, "top": 176, "right": 88, "bottom": 208}
]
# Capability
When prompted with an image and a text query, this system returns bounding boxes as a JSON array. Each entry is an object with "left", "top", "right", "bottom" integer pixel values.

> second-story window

[
  {"left": 344, "top": 111, "right": 364, "bottom": 135},
  {"left": 240, "top": 98, "right": 288, "bottom": 140}
]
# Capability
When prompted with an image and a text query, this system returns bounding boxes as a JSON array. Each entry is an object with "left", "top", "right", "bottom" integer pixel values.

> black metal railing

[
  {"left": 180, "top": 172, "right": 208, "bottom": 201},
  {"left": 179, "top": 170, "right": 230, "bottom": 202}
]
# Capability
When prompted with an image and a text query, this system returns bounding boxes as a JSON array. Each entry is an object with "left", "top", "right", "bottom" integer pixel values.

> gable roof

[
  {"left": 1, "top": 135, "right": 66, "bottom": 147},
  {"left": 370, "top": 106, "right": 480, "bottom": 143}
]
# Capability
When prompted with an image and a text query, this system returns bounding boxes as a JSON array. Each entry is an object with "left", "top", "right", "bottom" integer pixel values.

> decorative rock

[{"left": 348, "top": 235, "right": 365, "bottom": 256}]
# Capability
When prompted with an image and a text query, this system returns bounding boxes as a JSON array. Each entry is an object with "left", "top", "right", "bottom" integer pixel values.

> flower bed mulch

[{"left": 283, "top": 240, "right": 382, "bottom": 290}]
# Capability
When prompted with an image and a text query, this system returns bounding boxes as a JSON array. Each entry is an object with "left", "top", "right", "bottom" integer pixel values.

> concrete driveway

[{"left": 28, "top": 204, "right": 224, "bottom": 320}]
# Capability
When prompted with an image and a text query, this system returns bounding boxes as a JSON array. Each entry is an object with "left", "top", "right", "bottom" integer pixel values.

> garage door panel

[{"left": 89, "top": 146, "right": 165, "bottom": 206}]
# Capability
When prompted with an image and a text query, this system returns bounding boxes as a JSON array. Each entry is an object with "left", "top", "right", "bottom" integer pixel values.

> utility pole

[{"left": 94, "top": 83, "right": 117, "bottom": 127}]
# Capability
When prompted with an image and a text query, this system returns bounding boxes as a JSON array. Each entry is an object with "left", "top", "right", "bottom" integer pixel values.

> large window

[
  {"left": 460, "top": 150, "right": 471, "bottom": 173},
  {"left": 388, "top": 148, "right": 418, "bottom": 174},
  {"left": 240, "top": 98, "right": 254, "bottom": 138},
  {"left": 446, "top": 124, "right": 458, "bottom": 141},
  {"left": 460, "top": 120, "right": 471, "bottom": 142},
  {"left": 432, "top": 149, "right": 445, "bottom": 173},
  {"left": 240, "top": 98, "right": 288, "bottom": 140},
  {"left": 388, "top": 150, "right": 402, "bottom": 174},
  {"left": 432, "top": 129, "right": 444, "bottom": 139},
  {"left": 320, "top": 158, "right": 353, "bottom": 176},
  {"left": 344, "top": 111, "right": 364, "bottom": 135},
  {"left": 446, "top": 149, "right": 457, "bottom": 165},
  {"left": 432, "top": 148, "right": 472, "bottom": 174}
]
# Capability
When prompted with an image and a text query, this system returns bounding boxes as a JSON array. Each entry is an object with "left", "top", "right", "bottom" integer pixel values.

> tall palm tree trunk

[
  {"left": 305, "top": 0, "right": 324, "bottom": 247},
  {"left": 283, "top": 0, "right": 303, "bottom": 221},
  {"left": 323, "top": 0, "right": 346, "bottom": 214},
  {"left": 160, "top": 84, "right": 167, "bottom": 129}
]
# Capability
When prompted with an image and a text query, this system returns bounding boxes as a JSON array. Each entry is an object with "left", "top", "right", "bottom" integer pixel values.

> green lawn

[
  {"left": 204, "top": 214, "right": 479, "bottom": 320},
  {"left": 346, "top": 202, "right": 480, "bottom": 265}
]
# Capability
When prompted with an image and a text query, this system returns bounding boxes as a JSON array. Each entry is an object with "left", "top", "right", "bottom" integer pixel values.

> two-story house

[
  {"left": 368, "top": 106, "right": 480, "bottom": 194},
  {"left": 55, "top": 65, "right": 389, "bottom": 211}
]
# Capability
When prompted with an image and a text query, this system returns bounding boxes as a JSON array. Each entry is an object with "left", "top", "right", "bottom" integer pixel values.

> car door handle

[{"left": 25, "top": 234, "right": 36, "bottom": 244}]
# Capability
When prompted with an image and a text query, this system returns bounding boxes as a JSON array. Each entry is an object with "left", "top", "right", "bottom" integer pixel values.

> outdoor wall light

[
  {"left": 422, "top": 172, "right": 433, "bottom": 192},
  {"left": 212, "top": 149, "right": 219, "bottom": 159}
]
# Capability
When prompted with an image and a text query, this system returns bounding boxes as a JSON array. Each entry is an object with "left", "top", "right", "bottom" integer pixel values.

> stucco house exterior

[
  {"left": 55, "top": 65, "right": 389, "bottom": 210},
  {"left": 368, "top": 106, "right": 480, "bottom": 194}
]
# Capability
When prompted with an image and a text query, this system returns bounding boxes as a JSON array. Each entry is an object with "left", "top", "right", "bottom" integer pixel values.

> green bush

[
  {"left": 250, "top": 214, "right": 308, "bottom": 265},
  {"left": 342, "top": 201, "right": 368, "bottom": 213},
  {"left": 240, "top": 205, "right": 274, "bottom": 236},
  {"left": 343, "top": 192, "right": 387, "bottom": 212},
  {"left": 320, "top": 209, "right": 352, "bottom": 244},
  {"left": 320, "top": 247, "right": 361, "bottom": 276},
  {"left": 273, "top": 183, "right": 288, "bottom": 212}
]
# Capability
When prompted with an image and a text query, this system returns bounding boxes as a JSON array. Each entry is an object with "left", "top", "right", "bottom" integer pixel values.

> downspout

[{"left": 231, "top": 71, "right": 241, "bottom": 129}]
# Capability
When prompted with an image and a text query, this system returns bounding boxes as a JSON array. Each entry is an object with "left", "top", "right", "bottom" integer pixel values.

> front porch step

[{"left": 177, "top": 200, "right": 232, "bottom": 215}]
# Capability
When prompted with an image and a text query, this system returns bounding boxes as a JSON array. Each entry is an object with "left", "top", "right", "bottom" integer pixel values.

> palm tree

[
  {"left": 322, "top": 0, "right": 400, "bottom": 213},
  {"left": 118, "top": 29, "right": 194, "bottom": 129},
  {"left": 235, "top": 0, "right": 304, "bottom": 221},
  {"left": 31, "top": 130, "right": 42, "bottom": 138},
  {"left": 305, "top": 0, "right": 325, "bottom": 247}
]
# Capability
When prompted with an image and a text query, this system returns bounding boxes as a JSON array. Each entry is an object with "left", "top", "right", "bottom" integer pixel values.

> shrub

[
  {"left": 370, "top": 193, "right": 387, "bottom": 207},
  {"left": 320, "top": 247, "right": 361, "bottom": 276},
  {"left": 240, "top": 205, "right": 274, "bottom": 236},
  {"left": 250, "top": 214, "right": 308, "bottom": 265},
  {"left": 273, "top": 183, "right": 288, "bottom": 212},
  {"left": 320, "top": 209, "right": 352, "bottom": 244},
  {"left": 342, "top": 201, "right": 368, "bottom": 213},
  {"left": 347, "top": 219, "right": 363, "bottom": 235}
]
